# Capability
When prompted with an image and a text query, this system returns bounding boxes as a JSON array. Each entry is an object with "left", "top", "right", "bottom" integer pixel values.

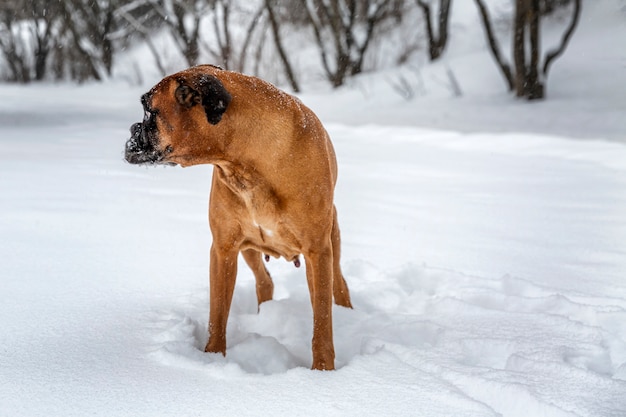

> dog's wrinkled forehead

[{"left": 141, "top": 78, "right": 171, "bottom": 110}]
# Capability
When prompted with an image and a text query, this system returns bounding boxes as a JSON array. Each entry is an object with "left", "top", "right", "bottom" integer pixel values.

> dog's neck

[
  {"left": 213, "top": 159, "right": 270, "bottom": 196},
  {"left": 214, "top": 162, "right": 252, "bottom": 192}
]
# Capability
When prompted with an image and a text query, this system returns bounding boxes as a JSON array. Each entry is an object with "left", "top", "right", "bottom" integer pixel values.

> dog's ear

[
  {"left": 196, "top": 74, "right": 231, "bottom": 125},
  {"left": 175, "top": 74, "right": 231, "bottom": 125}
]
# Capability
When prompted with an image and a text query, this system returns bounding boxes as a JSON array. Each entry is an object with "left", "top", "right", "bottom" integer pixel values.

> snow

[{"left": 2, "top": 2, "right": 626, "bottom": 416}]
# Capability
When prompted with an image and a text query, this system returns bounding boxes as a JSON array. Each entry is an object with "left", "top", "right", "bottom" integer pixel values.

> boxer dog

[{"left": 124, "top": 65, "right": 352, "bottom": 370}]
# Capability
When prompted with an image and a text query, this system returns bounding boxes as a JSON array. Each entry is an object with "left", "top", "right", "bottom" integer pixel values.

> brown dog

[{"left": 125, "top": 65, "right": 352, "bottom": 370}]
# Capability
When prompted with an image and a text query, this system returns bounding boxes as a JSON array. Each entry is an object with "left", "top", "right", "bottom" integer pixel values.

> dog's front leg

[
  {"left": 205, "top": 244, "right": 238, "bottom": 355},
  {"left": 305, "top": 243, "right": 335, "bottom": 370}
]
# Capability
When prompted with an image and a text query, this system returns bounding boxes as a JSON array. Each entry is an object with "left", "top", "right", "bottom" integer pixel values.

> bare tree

[
  {"left": 0, "top": 4, "right": 31, "bottom": 83},
  {"left": 118, "top": 0, "right": 264, "bottom": 73},
  {"left": 541, "top": 0, "right": 573, "bottom": 15},
  {"left": 236, "top": 5, "right": 266, "bottom": 73},
  {"left": 114, "top": 2, "right": 169, "bottom": 77},
  {"left": 145, "top": 0, "right": 208, "bottom": 67},
  {"left": 415, "top": 0, "right": 452, "bottom": 61},
  {"left": 474, "top": 0, "right": 514, "bottom": 91},
  {"left": 32, "top": 1, "right": 60, "bottom": 80},
  {"left": 59, "top": 0, "right": 122, "bottom": 81},
  {"left": 265, "top": 0, "right": 300, "bottom": 92},
  {"left": 542, "top": 0, "right": 581, "bottom": 76},
  {"left": 473, "top": 0, "right": 581, "bottom": 100},
  {"left": 0, "top": 0, "right": 113, "bottom": 83},
  {"left": 0, "top": 0, "right": 271, "bottom": 83},
  {"left": 301, "top": 0, "right": 394, "bottom": 88},
  {"left": 0, "top": 0, "right": 64, "bottom": 82},
  {"left": 204, "top": 0, "right": 232, "bottom": 69}
]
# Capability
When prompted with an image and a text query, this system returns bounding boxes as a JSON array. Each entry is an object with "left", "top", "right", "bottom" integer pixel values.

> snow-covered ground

[{"left": 1, "top": 2, "right": 625, "bottom": 417}]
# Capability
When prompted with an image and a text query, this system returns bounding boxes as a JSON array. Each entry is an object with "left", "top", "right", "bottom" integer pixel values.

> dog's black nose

[{"left": 130, "top": 122, "right": 150, "bottom": 149}]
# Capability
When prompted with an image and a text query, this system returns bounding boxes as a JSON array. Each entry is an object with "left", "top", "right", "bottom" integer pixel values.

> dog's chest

[{"left": 215, "top": 166, "right": 300, "bottom": 260}]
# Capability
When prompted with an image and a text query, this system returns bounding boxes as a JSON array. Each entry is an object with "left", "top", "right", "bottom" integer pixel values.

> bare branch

[
  {"left": 115, "top": 8, "right": 168, "bottom": 76},
  {"left": 543, "top": 0, "right": 581, "bottom": 76},
  {"left": 237, "top": 5, "right": 265, "bottom": 73},
  {"left": 265, "top": 0, "right": 300, "bottom": 92},
  {"left": 473, "top": 0, "right": 514, "bottom": 91}
]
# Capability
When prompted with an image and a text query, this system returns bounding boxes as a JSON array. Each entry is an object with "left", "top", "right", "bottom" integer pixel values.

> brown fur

[{"left": 137, "top": 65, "right": 352, "bottom": 370}]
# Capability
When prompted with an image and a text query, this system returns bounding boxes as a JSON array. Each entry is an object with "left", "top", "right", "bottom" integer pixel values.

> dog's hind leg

[
  {"left": 241, "top": 248, "right": 274, "bottom": 308},
  {"left": 331, "top": 206, "right": 352, "bottom": 308},
  {"left": 305, "top": 242, "right": 336, "bottom": 370}
]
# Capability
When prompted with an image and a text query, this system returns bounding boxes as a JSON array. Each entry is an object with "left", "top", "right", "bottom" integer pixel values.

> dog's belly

[
  {"left": 213, "top": 166, "right": 304, "bottom": 262},
  {"left": 240, "top": 217, "right": 301, "bottom": 262}
]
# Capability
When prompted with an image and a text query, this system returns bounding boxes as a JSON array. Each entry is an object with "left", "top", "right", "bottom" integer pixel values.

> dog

[{"left": 124, "top": 65, "right": 352, "bottom": 370}]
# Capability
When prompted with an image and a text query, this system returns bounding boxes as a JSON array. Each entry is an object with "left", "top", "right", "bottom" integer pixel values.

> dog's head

[{"left": 124, "top": 69, "right": 232, "bottom": 166}]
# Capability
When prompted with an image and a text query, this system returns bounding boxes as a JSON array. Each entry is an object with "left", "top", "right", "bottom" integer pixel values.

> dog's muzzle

[{"left": 124, "top": 122, "right": 172, "bottom": 165}]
